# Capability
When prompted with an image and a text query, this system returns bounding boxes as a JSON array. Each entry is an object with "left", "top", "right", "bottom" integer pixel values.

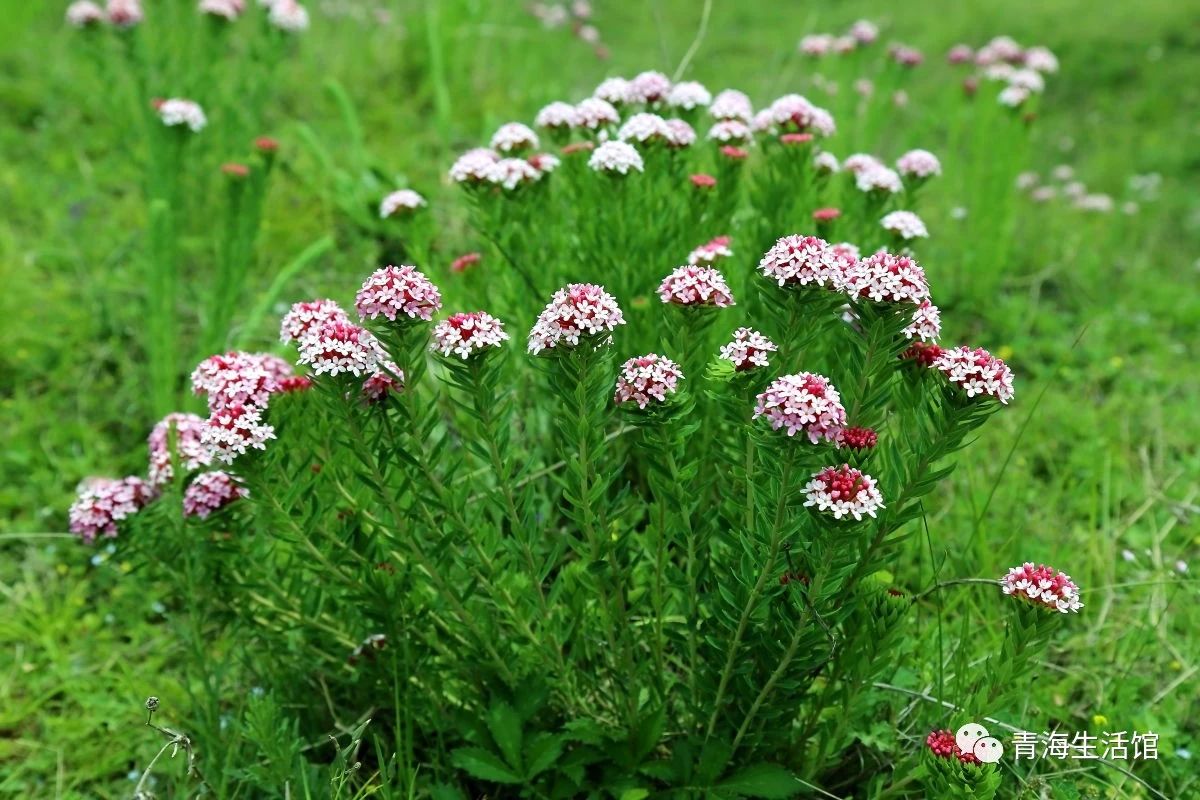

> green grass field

[{"left": 1, "top": 0, "right": 1198, "bottom": 797}]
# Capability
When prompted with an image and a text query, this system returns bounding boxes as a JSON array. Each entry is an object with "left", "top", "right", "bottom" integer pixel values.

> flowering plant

[{"left": 70, "top": 64, "right": 1080, "bottom": 798}]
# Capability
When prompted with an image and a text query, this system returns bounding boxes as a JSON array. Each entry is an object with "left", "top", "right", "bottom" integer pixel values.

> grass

[{"left": 1, "top": 0, "right": 1197, "bottom": 796}]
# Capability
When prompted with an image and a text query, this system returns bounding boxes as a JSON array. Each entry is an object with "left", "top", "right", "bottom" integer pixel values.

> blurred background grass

[{"left": 1, "top": 0, "right": 1197, "bottom": 796}]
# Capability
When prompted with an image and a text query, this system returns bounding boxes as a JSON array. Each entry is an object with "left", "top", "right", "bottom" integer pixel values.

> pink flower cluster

[
  {"left": 588, "top": 141, "right": 644, "bottom": 174},
  {"left": 69, "top": 476, "right": 156, "bottom": 542},
  {"left": 430, "top": 311, "right": 510, "bottom": 359},
  {"left": 903, "top": 300, "right": 942, "bottom": 342},
  {"left": 297, "top": 320, "right": 386, "bottom": 377},
  {"left": 657, "top": 265, "right": 735, "bottom": 308},
  {"left": 718, "top": 328, "right": 777, "bottom": 372},
  {"left": 201, "top": 404, "right": 276, "bottom": 464},
  {"left": 613, "top": 354, "right": 683, "bottom": 409},
  {"left": 183, "top": 471, "right": 248, "bottom": 519},
  {"left": 842, "top": 251, "right": 931, "bottom": 305},
  {"left": 1001, "top": 562, "right": 1083, "bottom": 613},
  {"left": 896, "top": 149, "right": 942, "bottom": 179},
  {"left": 379, "top": 189, "right": 426, "bottom": 218},
  {"left": 191, "top": 352, "right": 291, "bottom": 412},
  {"left": 709, "top": 89, "right": 753, "bottom": 122},
  {"left": 528, "top": 283, "right": 626, "bottom": 354},
  {"left": 687, "top": 236, "right": 732, "bottom": 265},
  {"left": 280, "top": 299, "right": 349, "bottom": 344},
  {"left": 933, "top": 346, "right": 1015, "bottom": 404},
  {"left": 361, "top": 362, "right": 404, "bottom": 403},
  {"left": 148, "top": 412, "right": 212, "bottom": 486},
  {"left": 157, "top": 98, "right": 207, "bottom": 132},
  {"left": 926, "top": 730, "right": 981, "bottom": 764},
  {"left": 757, "top": 234, "right": 851, "bottom": 290},
  {"left": 803, "top": 464, "right": 885, "bottom": 521},
  {"left": 355, "top": 265, "right": 443, "bottom": 323},
  {"left": 753, "top": 372, "right": 847, "bottom": 443},
  {"left": 881, "top": 210, "right": 929, "bottom": 240}
]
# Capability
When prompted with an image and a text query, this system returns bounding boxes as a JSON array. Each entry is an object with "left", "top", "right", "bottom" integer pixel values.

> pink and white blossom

[
  {"left": 1001, "top": 562, "right": 1082, "bottom": 613},
  {"left": 932, "top": 346, "right": 1015, "bottom": 403},
  {"left": 528, "top": 283, "right": 625, "bottom": 353},
  {"left": 613, "top": 354, "right": 683, "bottom": 409},
  {"left": 753, "top": 372, "right": 847, "bottom": 443},
  {"left": 430, "top": 311, "right": 510, "bottom": 359},
  {"left": 355, "top": 265, "right": 442, "bottom": 323},
  {"left": 718, "top": 327, "right": 777, "bottom": 371},
  {"left": 658, "top": 265, "right": 735, "bottom": 307},
  {"left": 803, "top": 464, "right": 885, "bottom": 520},
  {"left": 183, "top": 471, "right": 247, "bottom": 518},
  {"left": 69, "top": 476, "right": 155, "bottom": 542},
  {"left": 202, "top": 404, "right": 276, "bottom": 464}
]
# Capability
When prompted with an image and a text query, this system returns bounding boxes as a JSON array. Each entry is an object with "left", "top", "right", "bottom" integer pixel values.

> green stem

[{"left": 705, "top": 449, "right": 794, "bottom": 740}]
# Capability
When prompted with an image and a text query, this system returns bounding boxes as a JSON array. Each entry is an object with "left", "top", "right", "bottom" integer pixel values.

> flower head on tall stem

[
  {"left": 627, "top": 70, "right": 672, "bottom": 105},
  {"left": 379, "top": 189, "right": 426, "bottom": 218},
  {"left": 881, "top": 210, "right": 929, "bottom": 240},
  {"left": 855, "top": 164, "right": 904, "bottom": 194},
  {"left": 183, "top": 471, "right": 248, "bottom": 518},
  {"left": 528, "top": 283, "right": 625, "bottom": 354},
  {"left": 707, "top": 120, "right": 753, "bottom": 144},
  {"left": 593, "top": 76, "right": 631, "bottom": 105},
  {"left": 1002, "top": 562, "right": 1083, "bottom": 613},
  {"left": 490, "top": 122, "right": 540, "bottom": 153},
  {"left": 814, "top": 151, "right": 840, "bottom": 174},
  {"left": 933, "top": 346, "right": 1015, "bottom": 403},
  {"left": 842, "top": 251, "right": 931, "bottom": 305},
  {"left": 758, "top": 234, "right": 850, "bottom": 290},
  {"left": 157, "top": 99, "right": 207, "bottom": 132},
  {"left": 450, "top": 252, "right": 481, "bottom": 274},
  {"left": 449, "top": 148, "right": 500, "bottom": 184},
  {"left": 588, "top": 141, "right": 643, "bottom": 174},
  {"left": 575, "top": 97, "right": 620, "bottom": 129},
  {"left": 69, "top": 476, "right": 155, "bottom": 543},
  {"left": 896, "top": 149, "right": 942, "bottom": 180},
  {"left": 667, "top": 81, "right": 711, "bottom": 110},
  {"left": 618, "top": 113, "right": 673, "bottom": 144},
  {"left": 267, "top": 0, "right": 309, "bottom": 32},
  {"left": 485, "top": 158, "right": 544, "bottom": 190},
  {"left": 148, "top": 412, "right": 212, "bottom": 486},
  {"left": 280, "top": 299, "right": 349, "bottom": 344},
  {"left": 202, "top": 404, "right": 276, "bottom": 464},
  {"left": 355, "top": 265, "right": 442, "bottom": 324},
  {"left": 803, "top": 464, "right": 885, "bottom": 520},
  {"left": 754, "top": 372, "right": 847, "bottom": 443},
  {"left": 66, "top": 1, "right": 104, "bottom": 26},
  {"left": 687, "top": 235, "right": 732, "bottom": 265},
  {"left": 665, "top": 118, "right": 696, "bottom": 147},
  {"left": 709, "top": 89, "right": 753, "bottom": 121},
  {"left": 298, "top": 321, "right": 386, "bottom": 377},
  {"left": 199, "top": 0, "right": 242, "bottom": 20},
  {"left": 658, "top": 265, "right": 735, "bottom": 307},
  {"left": 191, "top": 352, "right": 283, "bottom": 412},
  {"left": 431, "top": 312, "right": 510, "bottom": 359},
  {"left": 535, "top": 101, "right": 580, "bottom": 131},
  {"left": 614, "top": 354, "right": 683, "bottom": 409},
  {"left": 106, "top": 0, "right": 143, "bottom": 27},
  {"left": 718, "top": 327, "right": 777, "bottom": 372},
  {"left": 843, "top": 153, "right": 883, "bottom": 174},
  {"left": 849, "top": 19, "right": 878, "bottom": 44}
]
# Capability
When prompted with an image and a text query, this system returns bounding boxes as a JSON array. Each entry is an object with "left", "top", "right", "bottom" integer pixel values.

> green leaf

[
  {"left": 486, "top": 702, "right": 524, "bottom": 770},
  {"left": 523, "top": 732, "right": 564, "bottom": 779},
  {"left": 716, "top": 763, "right": 801, "bottom": 798},
  {"left": 619, "top": 791, "right": 650, "bottom": 800},
  {"left": 449, "top": 747, "right": 523, "bottom": 785}
]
